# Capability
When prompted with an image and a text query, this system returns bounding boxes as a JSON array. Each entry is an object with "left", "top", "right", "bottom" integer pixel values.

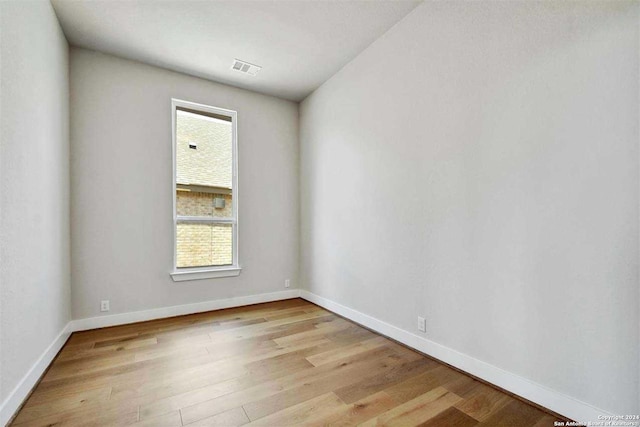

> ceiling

[{"left": 51, "top": 0, "right": 421, "bottom": 102}]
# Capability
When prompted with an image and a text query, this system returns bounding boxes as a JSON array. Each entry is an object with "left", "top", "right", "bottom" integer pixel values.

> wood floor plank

[
  {"left": 178, "top": 378, "right": 286, "bottom": 425},
  {"left": 442, "top": 375, "right": 482, "bottom": 399},
  {"left": 37, "top": 348, "right": 218, "bottom": 393},
  {"left": 185, "top": 406, "right": 249, "bottom": 426},
  {"left": 43, "top": 352, "right": 138, "bottom": 382},
  {"left": 305, "top": 336, "right": 387, "bottom": 366},
  {"left": 65, "top": 300, "right": 310, "bottom": 345},
  {"left": 272, "top": 318, "right": 352, "bottom": 347},
  {"left": 359, "top": 386, "right": 462, "bottom": 427},
  {"left": 139, "top": 376, "right": 251, "bottom": 421},
  {"left": 13, "top": 386, "right": 112, "bottom": 424},
  {"left": 128, "top": 411, "right": 183, "bottom": 427},
  {"left": 243, "top": 392, "right": 345, "bottom": 426},
  {"left": 242, "top": 349, "right": 404, "bottom": 421},
  {"left": 422, "top": 364, "right": 468, "bottom": 385},
  {"left": 383, "top": 370, "right": 441, "bottom": 404},
  {"left": 25, "top": 383, "right": 115, "bottom": 407},
  {"left": 138, "top": 339, "right": 328, "bottom": 420},
  {"left": 11, "top": 402, "right": 139, "bottom": 427},
  {"left": 208, "top": 311, "right": 334, "bottom": 343},
  {"left": 58, "top": 337, "right": 159, "bottom": 361},
  {"left": 204, "top": 315, "right": 332, "bottom": 348},
  {"left": 454, "top": 381, "right": 514, "bottom": 422},
  {"left": 477, "top": 398, "right": 547, "bottom": 427},
  {"left": 40, "top": 331, "right": 314, "bottom": 401},
  {"left": 106, "top": 353, "right": 251, "bottom": 403},
  {"left": 9, "top": 299, "right": 564, "bottom": 427},
  {"left": 93, "top": 333, "right": 158, "bottom": 349},
  {"left": 262, "top": 309, "right": 309, "bottom": 321},
  {"left": 303, "top": 391, "right": 398, "bottom": 426},
  {"left": 419, "top": 407, "right": 480, "bottom": 427},
  {"left": 274, "top": 346, "right": 401, "bottom": 392},
  {"left": 325, "top": 324, "right": 378, "bottom": 345},
  {"left": 180, "top": 346, "right": 401, "bottom": 425},
  {"left": 532, "top": 414, "right": 562, "bottom": 426},
  {"left": 334, "top": 357, "right": 439, "bottom": 404},
  {"left": 149, "top": 317, "right": 270, "bottom": 346},
  {"left": 109, "top": 339, "right": 329, "bottom": 416}
]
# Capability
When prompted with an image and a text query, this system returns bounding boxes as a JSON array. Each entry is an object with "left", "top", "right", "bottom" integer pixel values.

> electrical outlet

[
  {"left": 418, "top": 316, "right": 426, "bottom": 333},
  {"left": 101, "top": 300, "right": 110, "bottom": 312},
  {"left": 284, "top": 279, "right": 290, "bottom": 288}
]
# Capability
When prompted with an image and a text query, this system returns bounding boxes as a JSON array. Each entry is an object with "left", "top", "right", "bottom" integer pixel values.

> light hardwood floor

[{"left": 10, "top": 299, "right": 566, "bottom": 426}]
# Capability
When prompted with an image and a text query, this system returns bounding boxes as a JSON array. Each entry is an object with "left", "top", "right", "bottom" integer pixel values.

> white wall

[
  {"left": 70, "top": 49, "right": 299, "bottom": 319},
  {"left": 300, "top": 0, "right": 639, "bottom": 416},
  {"left": 0, "top": 0, "right": 70, "bottom": 412}
]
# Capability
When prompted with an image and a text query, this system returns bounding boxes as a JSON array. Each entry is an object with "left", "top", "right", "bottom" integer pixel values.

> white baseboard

[
  {"left": 0, "top": 322, "right": 73, "bottom": 427},
  {"left": 69, "top": 289, "right": 301, "bottom": 332},
  {"left": 299, "top": 290, "right": 612, "bottom": 423},
  {"left": 0, "top": 289, "right": 301, "bottom": 426}
]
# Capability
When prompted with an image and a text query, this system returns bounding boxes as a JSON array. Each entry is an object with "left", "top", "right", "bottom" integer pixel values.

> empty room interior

[{"left": 0, "top": 0, "right": 638, "bottom": 426}]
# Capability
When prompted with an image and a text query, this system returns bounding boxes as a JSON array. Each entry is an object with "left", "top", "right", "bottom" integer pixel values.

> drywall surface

[
  {"left": 70, "top": 49, "right": 299, "bottom": 319},
  {"left": 0, "top": 0, "right": 70, "bottom": 406},
  {"left": 300, "top": 1, "right": 639, "bottom": 415}
]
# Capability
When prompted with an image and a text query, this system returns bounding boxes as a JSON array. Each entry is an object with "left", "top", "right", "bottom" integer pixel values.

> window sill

[{"left": 170, "top": 266, "right": 241, "bottom": 282}]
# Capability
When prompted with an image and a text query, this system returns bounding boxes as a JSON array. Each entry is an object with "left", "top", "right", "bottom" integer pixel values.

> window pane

[
  {"left": 176, "top": 190, "right": 233, "bottom": 218},
  {"left": 176, "top": 222, "right": 233, "bottom": 268},
  {"left": 176, "top": 109, "right": 233, "bottom": 218}
]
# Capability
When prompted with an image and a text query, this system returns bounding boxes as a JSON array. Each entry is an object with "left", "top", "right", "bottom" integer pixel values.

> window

[{"left": 170, "top": 99, "right": 240, "bottom": 281}]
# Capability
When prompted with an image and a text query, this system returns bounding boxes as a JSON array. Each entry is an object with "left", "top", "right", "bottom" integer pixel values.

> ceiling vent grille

[{"left": 231, "top": 59, "right": 262, "bottom": 76}]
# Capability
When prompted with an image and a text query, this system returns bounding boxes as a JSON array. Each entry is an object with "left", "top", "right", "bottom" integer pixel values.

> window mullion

[{"left": 176, "top": 216, "right": 236, "bottom": 224}]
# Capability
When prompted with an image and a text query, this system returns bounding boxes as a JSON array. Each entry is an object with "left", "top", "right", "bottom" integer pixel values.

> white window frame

[{"left": 170, "top": 99, "right": 241, "bottom": 281}]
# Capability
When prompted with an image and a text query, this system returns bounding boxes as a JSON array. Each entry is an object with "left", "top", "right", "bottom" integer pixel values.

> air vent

[{"left": 231, "top": 59, "right": 262, "bottom": 76}]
